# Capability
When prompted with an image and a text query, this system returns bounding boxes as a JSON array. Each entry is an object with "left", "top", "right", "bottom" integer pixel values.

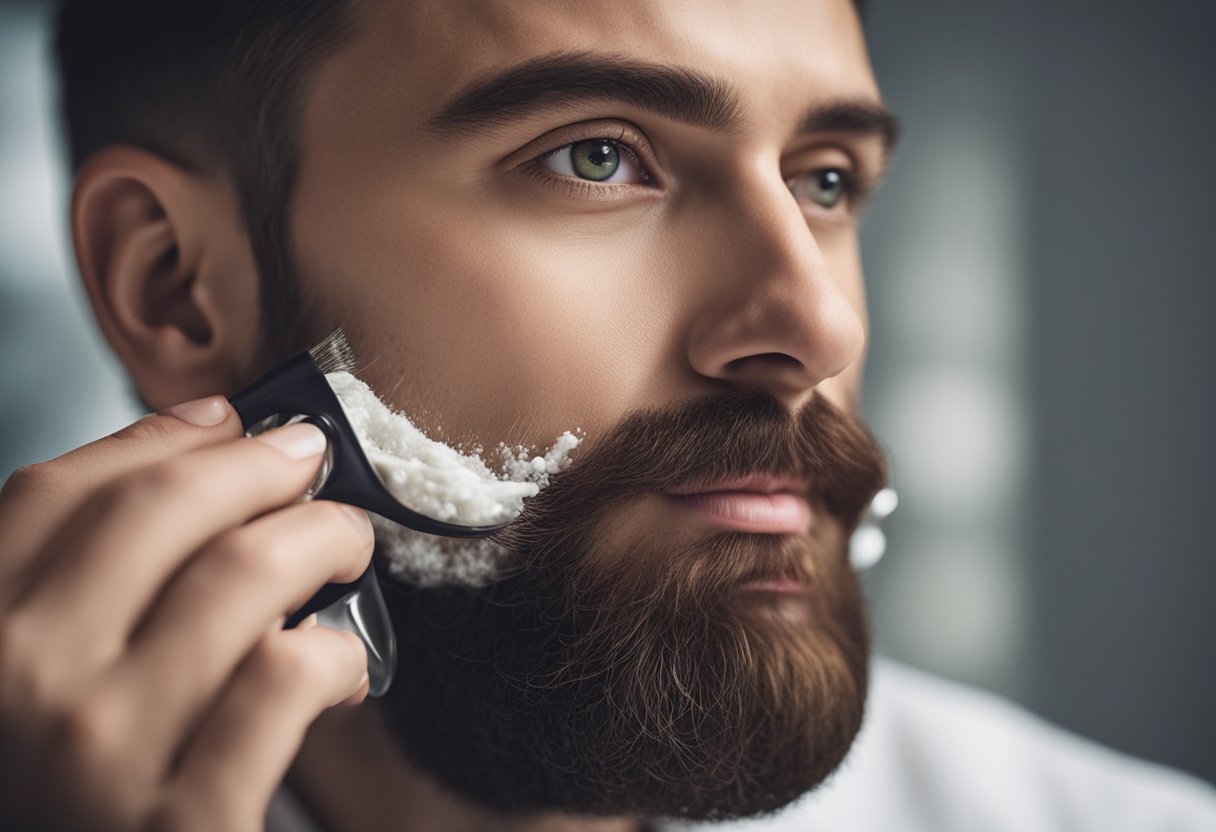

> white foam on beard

[{"left": 326, "top": 371, "right": 581, "bottom": 586}]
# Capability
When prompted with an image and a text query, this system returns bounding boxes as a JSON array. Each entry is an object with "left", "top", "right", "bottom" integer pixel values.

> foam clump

[{"left": 326, "top": 371, "right": 581, "bottom": 586}]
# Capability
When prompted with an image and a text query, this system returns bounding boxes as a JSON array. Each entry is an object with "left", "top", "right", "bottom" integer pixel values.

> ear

[{"left": 70, "top": 145, "right": 262, "bottom": 410}]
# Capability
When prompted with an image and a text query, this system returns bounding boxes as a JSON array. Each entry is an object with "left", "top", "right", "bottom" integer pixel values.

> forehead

[{"left": 340, "top": 0, "right": 878, "bottom": 128}]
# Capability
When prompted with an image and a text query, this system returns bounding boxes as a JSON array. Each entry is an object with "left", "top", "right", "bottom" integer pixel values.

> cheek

[{"left": 294, "top": 180, "right": 679, "bottom": 451}]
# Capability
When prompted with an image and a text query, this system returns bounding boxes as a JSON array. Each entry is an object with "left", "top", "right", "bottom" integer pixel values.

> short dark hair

[
  {"left": 55, "top": 0, "right": 867, "bottom": 369},
  {"left": 55, "top": 0, "right": 355, "bottom": 366}
]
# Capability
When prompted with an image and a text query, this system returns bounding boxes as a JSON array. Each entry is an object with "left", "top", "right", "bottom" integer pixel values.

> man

[{"left": 0, "top": 0, "right": 1213, "bottom": 829}]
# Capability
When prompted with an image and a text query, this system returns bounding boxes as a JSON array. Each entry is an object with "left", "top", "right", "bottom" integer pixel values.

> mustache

[
  {"left": 498, "top": 391, "right": 890, "bottom": 525},
  {"left": 497, "top": 391, "right": 888, "bottom": 555}
]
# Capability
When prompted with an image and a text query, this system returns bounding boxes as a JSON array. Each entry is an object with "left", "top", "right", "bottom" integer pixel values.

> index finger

[{"left": 0, "top": 396, "right": 244, "bottom": 581}]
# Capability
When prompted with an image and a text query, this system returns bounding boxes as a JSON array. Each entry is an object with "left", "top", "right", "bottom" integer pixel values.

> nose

[{"left": 686, "top": 175, "right": 866, "bottom": 409}]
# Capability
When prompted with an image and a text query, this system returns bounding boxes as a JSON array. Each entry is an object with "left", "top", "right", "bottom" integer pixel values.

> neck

[{"left": 290, "top": 702, "right": 644, "bottom": 832}]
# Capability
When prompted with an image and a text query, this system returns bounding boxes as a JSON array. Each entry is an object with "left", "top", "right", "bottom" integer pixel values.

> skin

[
  {"left": 0, "top": 0, "right": 891, "bottom": 828},
  {"left": 0, "top": 412, "right": 372, "bottom": 830},
  {"left": 298, "top": 0, "right": 879, "bottom": 445}
]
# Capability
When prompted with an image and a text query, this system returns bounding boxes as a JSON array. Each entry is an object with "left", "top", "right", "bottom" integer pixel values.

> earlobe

[{"left": 70, "top": 145, "right": 261, "bottom": 409}]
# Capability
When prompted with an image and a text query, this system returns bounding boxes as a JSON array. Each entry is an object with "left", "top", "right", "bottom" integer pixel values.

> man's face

[
  {"left": 293, "top": 0, "right": 887, "bottom": 442},
  {"left": 285, "top": 0, "right": 891, "bottom": 819}
]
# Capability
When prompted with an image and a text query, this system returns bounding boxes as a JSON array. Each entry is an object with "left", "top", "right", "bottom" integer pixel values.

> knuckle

[
  {"left": 0, "top": 614, "right": 30, "bottom": 670},
  {"left": 102, "top": 472, "right": 158, "bottom": 516},
  {"left": 0, "top": 460, "right": 56, "bottom": 502},
  {"left": 209, "top": 525, "right": 287, "bottom": 580},
  {"left": 251, "top": 628, "right": 365, "bottom": 693},
  {"left": 105, "top": 460, "right": 193, "bottom": 513},
  {"left": 145, "top": 791, "right": 196, "bottom": 832},
  {"left": 145, "top": 803, "right": 190, "bottom": 832},
  {"left": 318, "top": 502, "right": 373, "bottom": 562},
  {"left": 133, "top": 458, "right": 196, "bottom": 496},
  {"left": 254, "top": 526, "right": 299, "bottom": 576},
  {"left": 336, "top": 629, "right": 368, "bottom": 672},
  {"left": 250, "top": 633, "right": 317, "bottom": 688},
  {"left": 317, "top": 499, "right": 352, "bottom": 531},
  {"left": 0, "top": 614, "right": 53, "bottom": 708},
  {"left": 52, "top": 700, "right": 120, "bottom": 767},
  {"left": 111, "top": 412, "right": 187, "bottom": 447}
]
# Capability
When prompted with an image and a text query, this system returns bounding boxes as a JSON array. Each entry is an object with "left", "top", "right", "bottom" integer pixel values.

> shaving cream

[{"left": 326, "top": 371, "right": 580, "bottom": 586}]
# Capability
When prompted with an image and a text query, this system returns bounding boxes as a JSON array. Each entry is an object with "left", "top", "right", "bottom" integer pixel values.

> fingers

[
  {"left": 0, "top": 396, "right": 242, "bottom": 590},
  {"left": 0, "top": 394, "right": 376, "bottom": 832},
  {"left": 9, "top": 423, "right": 329, "bottom": 681},
  {"left": 114, "top": 500, "right": 373, "bottom": 768},
  {"left": 163, "top": 625, "right": 368, "bottom": 829}
]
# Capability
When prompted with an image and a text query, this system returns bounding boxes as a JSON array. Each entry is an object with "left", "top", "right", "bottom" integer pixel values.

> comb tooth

[{"left": 308, "top": 328, "right": 356, "bottom": 375}]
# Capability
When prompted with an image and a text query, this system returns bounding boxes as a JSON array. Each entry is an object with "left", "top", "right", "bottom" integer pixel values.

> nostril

[{"left": 724, "top": 353, "right": 805, "bottom": 374}]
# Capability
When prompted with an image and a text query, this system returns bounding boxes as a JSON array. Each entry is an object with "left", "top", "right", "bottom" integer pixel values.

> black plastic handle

[
  {"left": 230, "top": 352, "right": 509, "bottom": 538},
  {"left": 230, "top": 349, "right": 511, "bottom": 630}
]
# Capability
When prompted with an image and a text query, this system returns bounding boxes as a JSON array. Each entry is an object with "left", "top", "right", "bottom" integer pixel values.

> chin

[{"left": 375, "top": 530, "right": 871, "bottom": 820}]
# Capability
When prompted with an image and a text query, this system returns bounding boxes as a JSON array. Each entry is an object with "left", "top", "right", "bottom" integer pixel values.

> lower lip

[{"left": 669, "top": 491, "right": 811, "bottom": 534}]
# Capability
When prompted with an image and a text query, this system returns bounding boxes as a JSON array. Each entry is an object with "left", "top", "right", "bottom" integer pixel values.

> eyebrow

[
  {"left": 797, "top": 100, "right": 901, "bottom": 156},
  {"left": 426, "top": 51, "right": 900, "bottom": 155},
  {"left": 427, "top": 51, "right": 743, "bottom": 136}
]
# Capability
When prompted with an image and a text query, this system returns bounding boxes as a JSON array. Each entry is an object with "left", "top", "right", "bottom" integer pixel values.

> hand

[{"left": 0, "top": 396, "right": 373, "bottom": 831}]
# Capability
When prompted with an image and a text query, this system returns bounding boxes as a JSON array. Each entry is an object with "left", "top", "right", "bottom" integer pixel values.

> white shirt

[{"left": 268, "top": 657, "right": 1216, "bottom": 831}]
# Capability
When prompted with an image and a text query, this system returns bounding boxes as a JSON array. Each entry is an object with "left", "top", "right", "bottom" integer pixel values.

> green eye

[
  {"left": 536, "top": 136, "right": 651, "bottom": 187},
  {"left": 791, "top": 168, "right": 848, "bottom": 209},
  {"left": 569, "top": 140, "right": 620, "bottom": 181}
]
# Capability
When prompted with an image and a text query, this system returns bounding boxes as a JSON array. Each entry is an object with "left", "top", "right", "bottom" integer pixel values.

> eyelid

[
  {"left": 508, "top": 120, "right": 663, "bottom": 187},
  {"left": 788, "top": 168, "right": 878, "bottom": 219},
  {"left": 783, "top": 145, "right": 882, "bottom": 220},
  {"left": 788, "top": 139, "right": 885, "bottom": 197}
]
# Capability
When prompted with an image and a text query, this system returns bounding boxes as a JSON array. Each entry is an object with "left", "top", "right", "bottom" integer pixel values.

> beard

[{"left": 376, "top": 391, "right": 887, "bottom": 821}]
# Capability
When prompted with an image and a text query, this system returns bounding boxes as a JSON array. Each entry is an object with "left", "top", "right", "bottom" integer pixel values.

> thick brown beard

[{"left": 377, "top": 392, "right": 887, "bottom": 820}]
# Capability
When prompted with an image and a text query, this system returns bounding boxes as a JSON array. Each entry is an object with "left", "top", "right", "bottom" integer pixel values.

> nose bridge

[
  {"left": 685, "top": 164, "right": 866, "bottom": 403},
  {"left": 737, "top": 172, "right": 831, "bottom": 293}
]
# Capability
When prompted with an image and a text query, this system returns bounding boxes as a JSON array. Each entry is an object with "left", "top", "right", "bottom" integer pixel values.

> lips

[{"left": 666, "top": 475, "right": 812, "bottom": 534}]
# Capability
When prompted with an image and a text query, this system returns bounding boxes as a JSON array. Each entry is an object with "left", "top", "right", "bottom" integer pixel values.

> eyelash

[
  {"left": 522, "top": 128, "right": 656, "bottom": 200},
  {"left": 790, "top": 168, "right": 879, "bottom": 215},
  {"left": 521, "top": 129, "right": 878, "bottom": 214}
]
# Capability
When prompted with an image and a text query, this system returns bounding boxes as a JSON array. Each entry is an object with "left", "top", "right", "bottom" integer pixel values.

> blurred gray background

[{"left": 1, "top": 0, "right": 1213, "bottom": 786}]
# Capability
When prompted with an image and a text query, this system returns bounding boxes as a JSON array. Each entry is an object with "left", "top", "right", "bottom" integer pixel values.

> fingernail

[
  {"left": 162, "top": 395, "right": 229, "bottom": 427},
  {"left": 255, "top": 423, "right": 327, "bottom": 460},
  {"left": 339, "top": 505, "right": 374, "bottom": 545}
]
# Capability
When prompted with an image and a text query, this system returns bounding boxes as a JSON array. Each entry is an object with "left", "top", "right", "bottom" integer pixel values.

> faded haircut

[
  {"left": 54, "top": 0, "right": 356, "bottom": 367},
  {"left": 53, "top": 0, "right": 868, "bottom": 369}
]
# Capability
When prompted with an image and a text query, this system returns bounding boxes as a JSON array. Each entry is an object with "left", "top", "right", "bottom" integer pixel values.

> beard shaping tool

[{"left": 230, "top": 329, "right": 510, "bottom": 696}]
